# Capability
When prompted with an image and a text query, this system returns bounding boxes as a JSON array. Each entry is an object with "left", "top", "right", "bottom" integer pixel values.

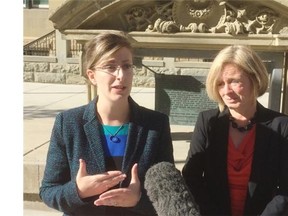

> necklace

[
  {"left": 103, "top": 124, "right": 124, "bottom": 143},
  {"left": 229, "top": 116, "right": 256, "bottom": 132}
]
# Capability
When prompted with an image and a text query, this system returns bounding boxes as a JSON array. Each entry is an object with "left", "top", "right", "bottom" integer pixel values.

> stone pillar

[{"left": 55, "top": 30, "right": 68, "bottom": 63}]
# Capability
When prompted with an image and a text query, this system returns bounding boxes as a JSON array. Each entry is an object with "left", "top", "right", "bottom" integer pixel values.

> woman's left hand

[{"left": 94, "top": 163, "right": 141, "bottom": 207}]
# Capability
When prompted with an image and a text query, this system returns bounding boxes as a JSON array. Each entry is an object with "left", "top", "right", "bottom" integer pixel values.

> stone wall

[
  {"left": 23, "top": 60, "right": 85, "bottom": 85},
  {"left": 23, "top": 56, "right": 211, "bottom": 87}
]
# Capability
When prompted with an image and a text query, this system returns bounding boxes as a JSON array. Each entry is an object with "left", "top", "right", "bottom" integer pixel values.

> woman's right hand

[{"left": 76, "top": 159, "right": 126, "bottom": 198}]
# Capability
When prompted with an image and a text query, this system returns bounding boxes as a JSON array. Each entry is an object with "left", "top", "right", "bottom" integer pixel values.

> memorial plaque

[{"left": 155, "top": 74, "right": 217, "bottom": 125}]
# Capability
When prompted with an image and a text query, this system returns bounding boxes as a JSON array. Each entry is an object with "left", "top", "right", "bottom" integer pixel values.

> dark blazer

[
  {"left": 39, "top": 96, "right": 174, "bottom": 216},
  {"left": 182, "top": 102, "right": 288, "bottom": 216}
]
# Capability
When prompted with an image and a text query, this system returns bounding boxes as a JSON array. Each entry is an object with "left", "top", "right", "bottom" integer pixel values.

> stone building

[{"left": 24, "top": 0, "right": 288, "bottom": 116}]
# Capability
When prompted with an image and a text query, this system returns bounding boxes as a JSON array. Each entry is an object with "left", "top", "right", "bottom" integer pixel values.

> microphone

[{"left": 144, "top": 161, "right": 200, "bottom": 216}]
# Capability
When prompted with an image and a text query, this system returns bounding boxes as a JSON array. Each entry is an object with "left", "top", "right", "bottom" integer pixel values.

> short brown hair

[{"left": 83, "top": 31, "right": 132, "bottom": 72}]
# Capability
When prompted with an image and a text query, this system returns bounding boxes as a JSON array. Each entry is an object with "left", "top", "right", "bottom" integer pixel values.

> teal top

[{"left": 101, "top": 123, "right": 129, "bottom": 170}]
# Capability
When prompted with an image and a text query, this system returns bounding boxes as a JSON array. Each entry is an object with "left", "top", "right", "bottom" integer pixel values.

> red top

[{"left": 227, "top": 126, "right": 256, "bottom": 216}]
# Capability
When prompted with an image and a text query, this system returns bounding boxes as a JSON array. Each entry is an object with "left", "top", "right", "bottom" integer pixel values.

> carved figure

[
  {"left": 185, "top": 0, "right": 215, "bottom": 19},
  {"left": 145, "top": 2, "right": 177, "bottom": 33},
  {"left": 180, "top": 23, "right": 208, "bottom": 33},
  {"left": 246, "top": 8, "right": 278, "bottom": 34},
  {"left": 147, "top": 18, "right": 179, "bottom": 33},
  {"left": 126, "top": 6, "right": 152, "bottom": 31},
  {"left": 155, "top": 1, "right": 173, "bottom": 20},
  {"left": 210, "top": 1, "right": 245, "bottom": 35},
  {"left": 180, "top": 23, "right": 198, "bottom": 32}
]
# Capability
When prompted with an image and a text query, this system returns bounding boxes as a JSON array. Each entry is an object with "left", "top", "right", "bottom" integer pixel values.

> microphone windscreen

[{"left": 144, "top": 161, "right": 200, "bottom": 216}]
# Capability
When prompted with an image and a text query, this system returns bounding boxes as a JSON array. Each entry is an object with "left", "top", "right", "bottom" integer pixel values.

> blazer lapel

[
  {"left": 122, "top": 122, "right": 143, "bottom": 174},
  {"left": 83, "top": 99, "right": 106, "bottom": 172},
  {"left": 122, "top": 98, "right": 144, "bottom": 175},
  {"left": 248, "top": 115, "right": 273, "bottom": 197},
  {"left": 201, "top": 108, "right": 231, "bottom": 212},
  {"left": 212, "top": 110, "right": 231, "bottom": 209},
  {"left": 212, "top": 113, "right": 230, "bottom": 175}
]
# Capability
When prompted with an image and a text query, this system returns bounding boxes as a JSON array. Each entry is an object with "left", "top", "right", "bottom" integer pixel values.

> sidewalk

[{"left": 23, "top": 82, "right": 193, "bottom": 215}]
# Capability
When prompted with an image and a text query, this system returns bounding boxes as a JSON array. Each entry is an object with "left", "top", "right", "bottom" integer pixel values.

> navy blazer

[
  {"left": 40, "top": 96, "right": 174, "bottom": 216},
  {"left": 182, "top": 102, "right": 288, "bottom": 216}
]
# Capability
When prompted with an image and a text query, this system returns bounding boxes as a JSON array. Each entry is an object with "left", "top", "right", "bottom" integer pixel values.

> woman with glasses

[
  {"left": 40, "top": 31, "right": 174, "bottom": 216},
  {"left": 182, "top": 45, "right": 288, "bottom": 216}
]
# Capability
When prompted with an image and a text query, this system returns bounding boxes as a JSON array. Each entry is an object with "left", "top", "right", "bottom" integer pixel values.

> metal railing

[
  {"left": 68, "top": 40, "right": 83, "bottom": 58},
  {"left": 24, "top": 30, "right": 83, "bottom": 57},
  {"left": 24, "top": 31, "right": 56, "bottom": 56}
]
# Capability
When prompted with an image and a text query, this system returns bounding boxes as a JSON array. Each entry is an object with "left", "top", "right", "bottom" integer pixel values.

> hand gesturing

[
  {"left": 76, "top": 159, "right": 126, "bottom": 199},
  {"left": 94, "top": 163, "right": 142, "bottom": 207}
]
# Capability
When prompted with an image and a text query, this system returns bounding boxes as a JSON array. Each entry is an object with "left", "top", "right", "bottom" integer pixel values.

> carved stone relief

[{"left": 124, "top": 0, "right": 288, "bottom": 35}]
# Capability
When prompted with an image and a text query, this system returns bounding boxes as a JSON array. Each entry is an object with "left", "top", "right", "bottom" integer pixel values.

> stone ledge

[
  {"left": 24, "top": 200, "right": 61, "bottom": 214},
  {"left": 24, "top": 193, "right": 42, "bottom": 202},
  {"left": 23, "top": 162, "right": 45, "bottom": 196}
]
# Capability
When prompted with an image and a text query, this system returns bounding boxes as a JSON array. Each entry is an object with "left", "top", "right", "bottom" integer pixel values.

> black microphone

[
  {"left": 260, "top": 195, "right": 288, "bottom": 216},
  {"left": 144, "top": 161, "right": 200, "bottom": 216}
]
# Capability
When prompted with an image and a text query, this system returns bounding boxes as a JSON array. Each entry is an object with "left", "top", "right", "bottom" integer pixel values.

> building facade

[{"left": 23, "top": 0, "right": 288, "bottom": 114}]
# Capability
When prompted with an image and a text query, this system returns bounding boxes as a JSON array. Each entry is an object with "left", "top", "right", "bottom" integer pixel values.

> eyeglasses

[{"left": 94, "top": 64, "right": 135, "bottom": 76}]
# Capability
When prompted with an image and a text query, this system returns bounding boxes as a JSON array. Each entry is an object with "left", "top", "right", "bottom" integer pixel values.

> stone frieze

[{"left": 125, "top": 0, "right": 288, "bottom": 35}]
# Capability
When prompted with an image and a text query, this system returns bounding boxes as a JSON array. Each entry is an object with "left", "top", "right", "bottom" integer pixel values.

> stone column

[{"left": 55, "top": 30, "right": 68, "bottom": 64}]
